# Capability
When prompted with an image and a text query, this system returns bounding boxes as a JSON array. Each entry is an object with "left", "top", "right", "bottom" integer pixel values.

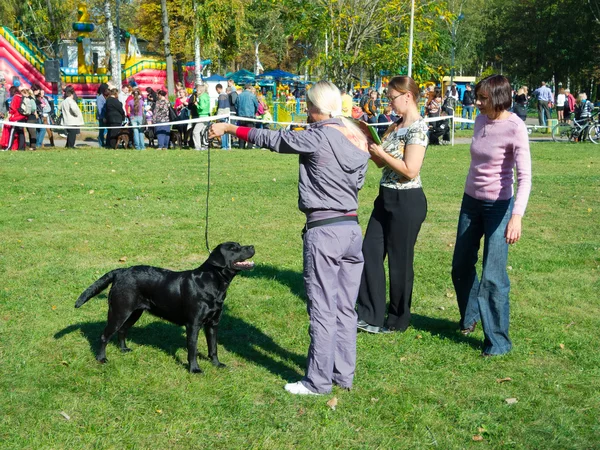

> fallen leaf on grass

[
  {"left": 297, "top": 407, "right": 306, "bottom": 416},
  {"left": 88, "top": 190, "right": 94, "bottom": 194},
  {"left": 559, "top": 343, "right": 565, "bottom": 349},
  {"left": 496, "top": 377, "right": 512, "bottom": 383},
  {"left": 472, "top": 435, "right": 484, "bottom": 441},
  {"left": 155, "top": 409, "right": 163, "bottom": 414},
  {"left": 505, "top": 398, "right": 518, "bottom": 405},
  {"left": 60, "top": 411, "right": 71, "bottom": 420},
  {"left": 61, "top": 361, "right": 69, "bottom": 366},
  {"left": 119, "top": 257, "right": 127, "bottom": 263},
  {"left": 477, "top": 427, "right": 486, "bottom": 433},
  {"left": 415, "top": 334, "right": 422, "bottom": 339},
  {"left": 371, "top": 398, "right": 379, "bottom": 403},
  {"left": 326, "top": 397, "right": 338, "bottom": 410},
  {"left": 51, "top": 305, "right": 57, "bottom": 311},
  {"left": 438, "top": 306, "right": 445, "bottom": 311},
  {"left": 445, "top": 291, "right": 454, "bottom": 298}
]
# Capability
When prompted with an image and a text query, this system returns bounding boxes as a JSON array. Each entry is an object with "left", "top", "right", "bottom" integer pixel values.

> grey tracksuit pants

[{"left": 301, "top": 222, "right": 364, "bottom": 393}]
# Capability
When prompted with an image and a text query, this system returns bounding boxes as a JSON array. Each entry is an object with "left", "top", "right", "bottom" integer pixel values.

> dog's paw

[
  {"left": 96, "top": 357, "right": 108, "bottom": 364},
  {"left": 121, "top": 347, "right": 132, "bottom": 353},
  {"left": 190, "top": 366, "right": 204, "bottom": 374},
  {"left": 212, "top": 361, "right": 227, "bottom": 369}
]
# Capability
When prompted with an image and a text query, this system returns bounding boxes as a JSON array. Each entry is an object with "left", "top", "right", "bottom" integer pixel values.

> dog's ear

[
  {"left": 206, "top": 242, "right": 240, "bottom": 269},
  {"left": 206, "top": 246, "right": 227, "bottom": 268}
]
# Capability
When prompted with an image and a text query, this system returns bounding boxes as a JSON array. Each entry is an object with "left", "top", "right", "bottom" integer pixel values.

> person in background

[
  {"left": 556, "top": 88, "right": 566, "bottom": 123},
  {"left": 33, "top": 84, "right": 54, "bottom": 148},
  {"left": 377, "top": 105, "right": 393, "bottom": 139},
  {"left": 8, "top": 85, "right": 28, "bottom": 150},
  {"left": 153, "top": 89, "right": 171, "bottom": 150},
  {"left": 563, "top": 89, "right": 576, "bottom": 123},
  {"left": 105, "top": 88, "right": 125, "bottom": 148},
  {"left": 21, "top": 88, "right": 38, "bottom": 150},
  {"left": 215, "top": 83, "right": 231, "bottom": 149},
  {"left": 192, "top": 84, "right": 210, "bottom": 150},
  {"left": 461, "top": 84, "right": 475, "bottom": 130},
  {"left": 235, "top": 83, "right": 259, "bottom": 149},
  {"left": 209, "top": 80, "right": 370, "bottom": 396},
  {"left": 341, "top": 88, "right": 354, "bottom": 117},
  {"left": 227, "top": 79, "right": 238, "bottom": 116},
  {"left": 127, "top": 88, "right": 146, "bottom": 150},
  {"left": 574, "top": 93, "right": 593, "bottom": 128},
  {"left": 452, "top": 74, "right": 531, "bottom": 357},
  {"left": 186, "top": 89, "right": 199, "bottom": 148},
  {"left": 96, "top": 83, "right": 108, "bottom": 147},
  {"left": 363, "top": 90, "right": 380, "bottom": 124},
  {"left": 426, "top": 88, "right": 442, "bottom": 117},
  {"left": 513, "top": 86, "right": 528, "bottom": 122},
  {"left": 145, "top": 87, "right": 157, "bottom": 111},
  {"left": 356, "top": 75, "right": 429, "bottom": 334},
  {"left": 533, "top": 81, "right": 554, "bottom": 126},
  {"left": 0, "top": 77, "right": 7, "bottom": 118},
  {"left": 261, "top": 104, "right": 273, "bottom": 129},
  {"left": 118, "top": 85, "right": 131, "bottom": 114},
  {"left": 60, "top": 85, "right": 84, "bottom": 148},
  {"left": 174, "top": 88, "right": 190, "bottom": 147}
]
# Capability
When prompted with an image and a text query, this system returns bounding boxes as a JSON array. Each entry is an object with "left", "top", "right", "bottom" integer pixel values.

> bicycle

[{"left": 552, "top": 112, "right": 599, "bottom": 144}]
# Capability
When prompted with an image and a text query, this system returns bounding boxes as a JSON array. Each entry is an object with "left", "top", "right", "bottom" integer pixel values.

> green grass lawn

[{"left": 1, "top": 143, "right": 599, "bottom": 449}]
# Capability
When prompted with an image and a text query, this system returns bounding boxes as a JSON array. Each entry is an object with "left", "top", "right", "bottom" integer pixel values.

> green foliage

[{"left": 0, "top": 144, "right": 599, "bottom": 448}]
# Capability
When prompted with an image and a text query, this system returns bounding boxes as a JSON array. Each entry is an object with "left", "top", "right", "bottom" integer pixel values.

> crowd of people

[{"left": 0, "top": 77, "right": 274, "bottom": 151}]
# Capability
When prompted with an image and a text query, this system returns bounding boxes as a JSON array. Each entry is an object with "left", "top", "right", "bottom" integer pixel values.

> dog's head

[{"left": 206, "top": 242, "right": 255, "bottom": 272}]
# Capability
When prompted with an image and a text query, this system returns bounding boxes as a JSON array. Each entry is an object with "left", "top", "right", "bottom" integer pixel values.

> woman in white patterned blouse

[{"left": 356, "top": 75, "right": 429, "bottom": 334}]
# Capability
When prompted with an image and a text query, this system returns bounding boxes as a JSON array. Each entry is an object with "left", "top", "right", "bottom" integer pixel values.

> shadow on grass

[
  {"left": 410, "top": 314, "right": 482, "bottom": 350},
  {"left": 54, "top": 310, "right": 305, "bottom": 379},
  {"left": 240, "top": 263, "right": 306, "bottom": 303}
]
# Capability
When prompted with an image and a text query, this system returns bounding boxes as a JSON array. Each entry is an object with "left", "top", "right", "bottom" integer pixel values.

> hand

[
  {"left": 209, "top": 123, "right": 228, "bottom": 139},
  {"left": 368, "top": 142, "right": 385, "bottom": 159},
  {"left": 505, "top": 214, "right": 522, "bottom": 244}
]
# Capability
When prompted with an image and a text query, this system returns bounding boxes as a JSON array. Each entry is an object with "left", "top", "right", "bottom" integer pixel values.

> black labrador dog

[{"left": 75, "top": 242, "right": 255, "bottom": 373}]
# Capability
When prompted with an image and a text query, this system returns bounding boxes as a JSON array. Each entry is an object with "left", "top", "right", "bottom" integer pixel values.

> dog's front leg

[
  {"left": 204, "top": 325, "right": 226, "bottom": 368},
  {"left": 185, "top": 324, "right": 202, "bottom": 374}
]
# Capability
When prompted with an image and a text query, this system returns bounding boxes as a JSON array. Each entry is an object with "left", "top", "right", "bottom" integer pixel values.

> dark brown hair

[
  {"left": 387, "top": 76, "right": 420, "bottom": 103},
  {"left": 475, "top": 74, "right": 512, "bottom": 112}
]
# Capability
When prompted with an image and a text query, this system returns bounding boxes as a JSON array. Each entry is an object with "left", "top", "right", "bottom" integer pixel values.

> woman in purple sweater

[{"left": 452, "top": 74, "right": 532, "bottom": 356}]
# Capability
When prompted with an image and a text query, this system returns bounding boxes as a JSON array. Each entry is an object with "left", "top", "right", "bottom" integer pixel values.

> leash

[{"left": 204, "top": 128, "right": 212, "bottom": 253}]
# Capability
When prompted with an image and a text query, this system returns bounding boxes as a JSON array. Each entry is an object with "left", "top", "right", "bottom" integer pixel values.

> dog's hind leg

[
  {"left": 185, "top": 324, "right": 203, "bottom": 373},
  {"left": 97, "top": 294, "right": 133, "bottom": 363},
  {"left": 117, "top": 309, "right": 144, "bottom": 353}
]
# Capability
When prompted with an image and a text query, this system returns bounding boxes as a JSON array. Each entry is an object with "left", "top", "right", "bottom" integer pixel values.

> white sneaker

[{"left": 284, "top": 381, "right": 321, "bottom": 396}]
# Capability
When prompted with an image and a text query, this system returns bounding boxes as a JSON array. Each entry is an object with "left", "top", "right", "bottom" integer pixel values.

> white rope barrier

[{"left": 0, "top": 112, "right": 477, "bottom": 147}]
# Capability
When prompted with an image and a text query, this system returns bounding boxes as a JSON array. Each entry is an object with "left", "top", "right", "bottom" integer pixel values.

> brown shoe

[{"left": 460, "top": 322, "right": 477, "bottom": 335}]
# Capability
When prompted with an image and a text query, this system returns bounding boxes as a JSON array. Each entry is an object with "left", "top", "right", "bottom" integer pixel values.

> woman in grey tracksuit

[{"left": 209, "top": 81, "right": 371, "bottom": 395}]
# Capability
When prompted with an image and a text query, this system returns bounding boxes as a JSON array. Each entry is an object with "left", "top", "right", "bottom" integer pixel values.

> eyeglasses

[{"left": 387, "top": 92, "right": 407, "bottom": 102}]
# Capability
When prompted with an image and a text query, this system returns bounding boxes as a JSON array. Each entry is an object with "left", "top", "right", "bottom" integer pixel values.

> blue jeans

[
  {"left": 36, "top": 118, "right": 46, "bottom": 147},
  {"left": 451, "top": 193, "right": 513, "bottom": 355},
  {"left": 130, "top": 116, "right": 145, "bottom": 149},
  {"left": 155, "top": 125, "right": 171, "bottom": 149},
  {"left": 98, "top": 120, "right": 107, "bottom": 147},
  {"left": 461, "top": 105, "right": 474, "bottom": 129}
]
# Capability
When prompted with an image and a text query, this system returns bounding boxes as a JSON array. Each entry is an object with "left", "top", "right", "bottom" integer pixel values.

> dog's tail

[{"left": 75, "top": 269, "right": 123, "bottom": 308}]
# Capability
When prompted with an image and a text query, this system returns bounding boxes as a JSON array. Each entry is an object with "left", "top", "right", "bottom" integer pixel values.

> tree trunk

[
  {"left": 105, "top": 0, "right": 121, "bottom": 88},
  {"left": 193, "top": 0, "right": 202, "bottom": 85},
  {"left": 160, "top": 0, "right": 175, "bottom": 97}
]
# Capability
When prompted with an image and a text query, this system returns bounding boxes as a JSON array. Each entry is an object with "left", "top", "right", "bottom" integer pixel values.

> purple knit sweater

[{"left": 465, "top": 113, "right": 532, "bottom": 216}]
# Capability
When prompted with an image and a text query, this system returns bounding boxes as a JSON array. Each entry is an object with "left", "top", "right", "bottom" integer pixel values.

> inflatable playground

[{"left": 0, "top": 4, "right": 204, "bottom": 99}]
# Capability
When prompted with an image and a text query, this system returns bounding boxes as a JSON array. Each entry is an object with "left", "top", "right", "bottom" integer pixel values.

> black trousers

[
  {"left": 66, "top": 129, "right": 78, "bottom": 148},
  {"left": 356, "top": 186, "right": 427, "bottom": 330}
]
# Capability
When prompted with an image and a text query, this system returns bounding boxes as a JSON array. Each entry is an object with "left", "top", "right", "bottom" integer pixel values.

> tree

[{"left": 160, "top": 0, "right": 175, "bottom": 96}]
